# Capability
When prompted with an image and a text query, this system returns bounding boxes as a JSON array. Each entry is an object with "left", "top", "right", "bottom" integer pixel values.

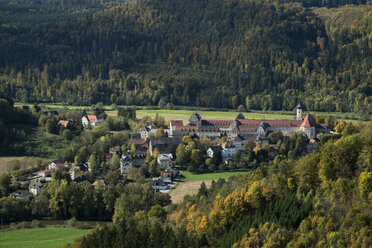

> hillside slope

[{"left": 0, "top": 0, "right": 370, "bottom": 113}]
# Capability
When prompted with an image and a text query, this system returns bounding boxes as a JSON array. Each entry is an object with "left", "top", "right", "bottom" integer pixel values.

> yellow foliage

[
  {"left": 195, "top": 215, "right": 209, "bottom": 236},
  {"left": 253, "top": 145, "right": 261, "bottom": 153}
]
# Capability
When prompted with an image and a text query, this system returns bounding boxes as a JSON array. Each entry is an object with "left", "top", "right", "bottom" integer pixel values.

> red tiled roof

[
  {"left": 180, "top": 126, "right": 199, "bottom": 132},
  {"left": 171, "top": 120, "right": 184, "bottom": 127},
  {"left": 300, "top": 114, "right": 316, "bottom": 127},
  {"left": 204, "top": 119, "right": 234, "bottom": 126},
  {"left": 92, "top": 180, "right": 106, "bottom": 186},
  {"left": 110, "top": 146, "right": 120, "bottom": 152},
  {"left": 58, "top": 120, "right": 69, "bottom": 127},
  {"left": 87, "top": 115, "right": 98, "bottom": 122},
  {"left": 238, "top": 119, "right": 303, "bottom": 127}
]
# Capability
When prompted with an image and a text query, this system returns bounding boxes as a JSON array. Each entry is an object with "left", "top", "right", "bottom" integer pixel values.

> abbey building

[{"left": 170, "top": 104, "right": 329, "bottom": 141}]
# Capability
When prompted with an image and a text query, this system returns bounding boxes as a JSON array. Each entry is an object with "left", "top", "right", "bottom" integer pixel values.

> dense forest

[
  {"left": 0, "top": 0, "right": 370, "bottom": 114},
  {"left": 71, "top": 121, "right": 372, "bottom": 247}
]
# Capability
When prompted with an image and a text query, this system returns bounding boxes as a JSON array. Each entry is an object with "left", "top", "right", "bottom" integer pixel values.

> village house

[
  {"left": 9, "top": 190, "right": 32, "bottom": 200},
  {"left": 58, "top": 120, "right": 71, "bottom": 129},
  {"left": 159, "top": 168, "right": 176, "bottom": 184},
  {"left": 48, "top": 160, "right": 65, "bottom": 170},
  {"left": 38, "top": 169, "right": 52, "bottom": 178},
  {"left": 82, "top": 115, "right": 104, "bottom": 128},
  {"left": 207, "top": 145, "right": 222, "bottom": 158},
  {"left": 149, "top": 136, "right": 182, "bottom": 155},
  {"left": 109, "top": 146, "right": 121, "bottom": 155},
  {"left": 157, "top": 154, "right": 173, "bottom": 168},
  {"left": 92, "top": 180, "right": 108, "bottom": 190},
  {"left": 149, "top": 179, "right": 169, "bottom": 190},
  {"left": 120, "top": 152, "right": 146, "bottom": 173},
  {"left": 232, "top": 134, "right": 249, "bottom": 150},
  {"left": 123, "top": 135, "right": 149, "bottom": 152},
  {"left": 29, "top": 179, "right": 43, "bottom": 196},
  {"left": 221, "top": 140, "right": 236, "bottom": 159},
  {"left": 140, "top": 123, "right": 159, "bottom": 139}
]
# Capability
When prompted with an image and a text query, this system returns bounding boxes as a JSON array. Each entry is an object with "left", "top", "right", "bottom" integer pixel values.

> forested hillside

[{"left": 0, "top": 0, "right": 370, "bottom": 113}]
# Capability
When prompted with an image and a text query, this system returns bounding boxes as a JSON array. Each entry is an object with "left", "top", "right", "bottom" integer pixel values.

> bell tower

[{"left": 296, "top": 103, "right": 303, "bottom": 121}]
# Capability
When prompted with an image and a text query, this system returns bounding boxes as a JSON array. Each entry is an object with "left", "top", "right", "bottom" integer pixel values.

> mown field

[
  {"left": 169, "top": 170, "right": 252, "bottom": 203},
  {"left": 0, "top": 227, "right": 91, "bottom": 248},
  {"left": 180, "top": 170, "right": 251, "bottom": 181},
  {"left": 16, "top": 103, "right": 364, "bottom": 122}
]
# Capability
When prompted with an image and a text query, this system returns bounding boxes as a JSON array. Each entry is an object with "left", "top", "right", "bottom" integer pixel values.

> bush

[
  {"left": 20, "top": 221, "right": 30, "bottom": 229},
  {"left": 31, "top": 219, "right": 41, "bottom": 228},
  {"left": 67, "top": 217, "right": 77, "bottom": 227}
]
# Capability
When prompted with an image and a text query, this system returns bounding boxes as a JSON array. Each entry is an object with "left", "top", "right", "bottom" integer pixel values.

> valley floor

[{"left": 0, "top": 227, "right": 91, "bottom": 248}]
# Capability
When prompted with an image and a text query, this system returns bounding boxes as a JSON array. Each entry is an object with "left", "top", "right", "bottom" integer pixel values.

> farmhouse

[
  {"left": 29, "top": 179, "right": 43, "bottom": 196},
  {"left": 58, "top": 120, "right": 71, "bottom": 129},
  {"left": 140, "top": 123, "right": 159, "bottom": 138},
  {"left": 48, "top": 160, "right": 65, "bottom": 170},
  {"left": 82, "top": 115, "right": 104, "bottom": 128}
]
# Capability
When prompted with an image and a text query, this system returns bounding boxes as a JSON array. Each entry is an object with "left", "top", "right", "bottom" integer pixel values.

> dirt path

[{"left": 170, "top": 180, "right": 212, "bottom": 204}]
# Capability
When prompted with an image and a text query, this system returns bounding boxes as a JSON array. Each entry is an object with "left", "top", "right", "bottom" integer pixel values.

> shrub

[
  {"left": 31, "top": 219, "right": 41, "bottom": 228},
  {"left": 67, "top": 217, "right": 77, "bottom": 227}
]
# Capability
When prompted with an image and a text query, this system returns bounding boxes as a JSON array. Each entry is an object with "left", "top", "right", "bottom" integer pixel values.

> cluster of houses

[
  {"left": 25, "top": 160, "right": 105, "bottom": 198},
  {"left": 11, "top": 105, "right": 330, "bottom": 199}
]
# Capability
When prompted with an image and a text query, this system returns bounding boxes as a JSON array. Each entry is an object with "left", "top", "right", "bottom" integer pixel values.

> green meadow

[
  {"left": 16, "top": 103, "right": 365, "bottom": 122},
  {"left": 0, "top": 227, "right": 91, "bottom": 248},
  {"left": 181, "top": 170, "right": 251, "bottom": 181}
]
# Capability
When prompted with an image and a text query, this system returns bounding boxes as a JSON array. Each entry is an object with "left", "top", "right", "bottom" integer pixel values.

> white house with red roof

[
  {"left": 221, "top": 140, "right": 236, "bottom": 159},
  {"left": 82, "top": 115, "right": 104, "bottom": 128}
]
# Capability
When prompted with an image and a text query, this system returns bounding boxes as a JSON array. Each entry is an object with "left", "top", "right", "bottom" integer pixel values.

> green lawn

[
  {"left": 181, "top": 170, "right": 251, "bottom": 181},
  {"left": 0, "top": 227, "right": 91, "bottom": 248}
]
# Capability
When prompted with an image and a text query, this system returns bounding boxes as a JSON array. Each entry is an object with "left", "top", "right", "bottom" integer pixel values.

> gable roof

[
  {"left": 236, "top": 113, "right": 246, "bottom": 119},
  {"left": 300, "top": 114, "right": 316, "bottom": 127},
  {"left": 237, "top": 119, "right": 303, "bottom": 127},
  {"left": 233, "top": 134, "right": 245, "bottom": 141},
  {"left": 171, "top": 120, "right": 184, "bottom": 127},
  {"left": 58, "top": 120, "right": 69, "bottom": 127},
  {"left": 190, "top": 112, "right": 202, "bottom": 120},
  {"left": 92, "top": 179, "right": 107, "bottom": 186},
  {"left": 87, "top": 115, "right": 99, "bottom": 122}
]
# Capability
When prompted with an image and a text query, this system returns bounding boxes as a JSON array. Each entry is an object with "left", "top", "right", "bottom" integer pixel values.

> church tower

[{"left": 296, "top": 103, "right": 303, "bottom": 120}]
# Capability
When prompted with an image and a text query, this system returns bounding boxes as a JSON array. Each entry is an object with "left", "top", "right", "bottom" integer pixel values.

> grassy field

[
  {"left": 136, "top": 109, "right": 295, "bottom": 122},
  {"left": 170, "top": 180, "right": 212, "bottom": 204},
  {"left": 16, "top": 103, "right": 365, "bottom": 122},
  {"left": 0, "top": 156, "right": 43, "bottom": 173},
  {"left": 181, "top": 170, "right": 251, "bottom": 181},
  {"left": 0, "top": 227, "right": 91, "bottom": 248}
]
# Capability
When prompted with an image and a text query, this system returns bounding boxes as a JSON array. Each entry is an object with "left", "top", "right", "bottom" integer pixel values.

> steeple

[{"left": 296, "top": 103, "right": 303, "bottom": 121}]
